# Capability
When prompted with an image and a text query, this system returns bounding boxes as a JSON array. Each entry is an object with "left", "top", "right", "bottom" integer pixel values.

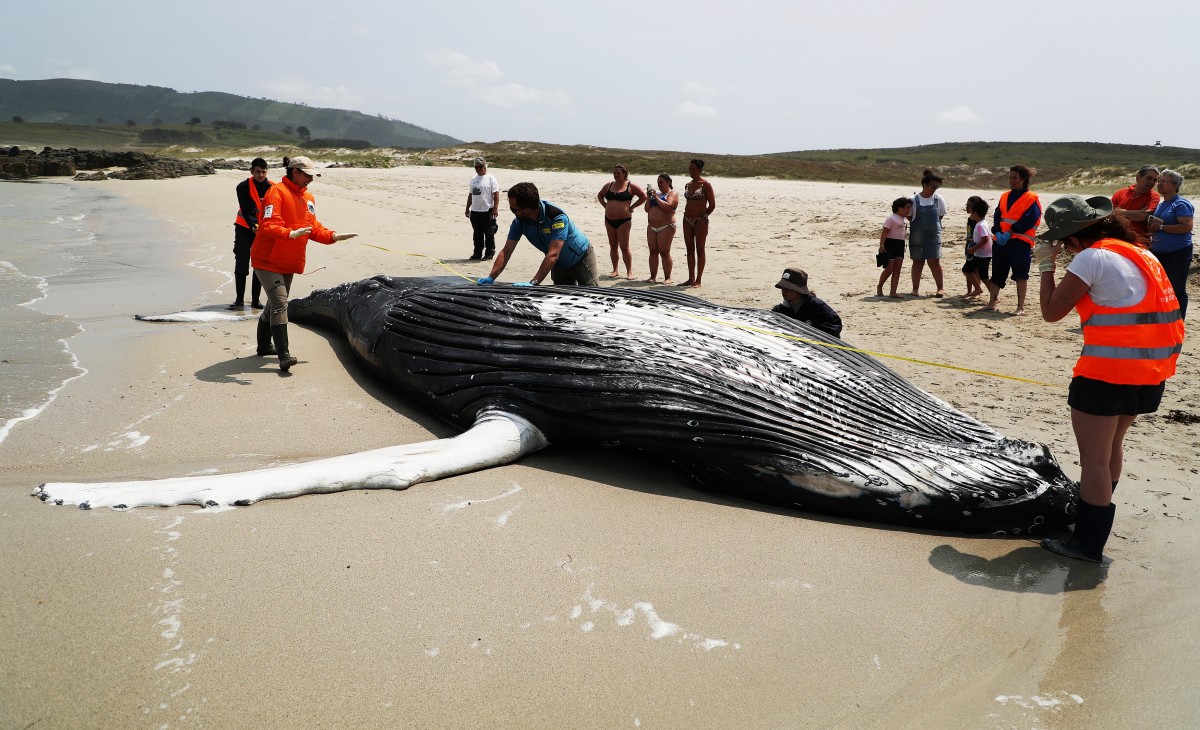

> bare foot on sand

[
  {"left": 627, "top": 273, "right": 636, "bottom": 280},
  {"left": 645, "top": 277, "right": 658, "bottom": 283},
  {"left": 984, "top": 303, "right": 999, "bottom": 311},
  {"left": 609, "top": 270, "right": 620, "bottom": 278},
  {"left": 887, "top": 293, "right": 903, "bottom": 299},
  {"left": 1015, "top": 308, "right": 1026, "bottom": 316},
  {"left": 662, "top": 279, "right": 674, "bottom": 285},
  {"left": 876, "top": 287, "right": 884, "bottom": 296},
  {"left": 679, "top": 280, "right": 694, "bottom": 286}
]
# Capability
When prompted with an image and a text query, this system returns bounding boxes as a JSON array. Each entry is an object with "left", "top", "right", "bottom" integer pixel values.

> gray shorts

[{"left": 550, "top": 246, "right": 599, "bottom": 286}]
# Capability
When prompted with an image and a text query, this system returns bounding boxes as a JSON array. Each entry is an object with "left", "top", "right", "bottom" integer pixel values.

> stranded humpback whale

[{"left": 37, "top": 275, "right": 1077, "bottom": 535}]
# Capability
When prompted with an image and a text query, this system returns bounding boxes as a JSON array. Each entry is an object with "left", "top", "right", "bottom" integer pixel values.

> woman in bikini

[
  {"left": 597, "top": 164, "right": 647, "bottom": 279},
  {"left": 681, "top": 158, "right": 716, "bottom": 287},
  {"left": 645, "top": 173, "right": 679, "bottom": 284}
]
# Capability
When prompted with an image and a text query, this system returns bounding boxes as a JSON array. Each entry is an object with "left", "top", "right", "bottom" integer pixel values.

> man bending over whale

[
  {"left": 772, "top": 266, "right": 843, "bottom": 338},
  {"left": 478, "top": 182, "right": 599, "bottom": 287}
]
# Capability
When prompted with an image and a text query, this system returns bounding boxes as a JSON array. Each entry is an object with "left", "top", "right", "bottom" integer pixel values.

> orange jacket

[
  {"left": 234, "top": 176, "right": 268, "bottom": 229},
  {"left": 1073, "top": 239, "right": 1185, "bottom": 385},
  {"left": 997, "top": 190, "right": 1042, "bottom": 246},
  {"left": 251, "top": 177, "right": 336, "bottom": 274}
]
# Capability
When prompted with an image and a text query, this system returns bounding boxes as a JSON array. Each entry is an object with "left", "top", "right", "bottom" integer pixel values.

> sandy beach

[{"left": 1, "top": 166, "right": 1197, "bottom": 728}]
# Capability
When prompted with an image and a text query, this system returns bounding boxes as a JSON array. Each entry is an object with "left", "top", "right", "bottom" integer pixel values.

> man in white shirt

[{"left": 465, "top": 157, "right": 500, "bottom": 260}]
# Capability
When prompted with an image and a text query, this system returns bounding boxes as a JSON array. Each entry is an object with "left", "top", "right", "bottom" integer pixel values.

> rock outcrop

[{"left": 0, "top": 146, "right": 216, "bottom": 180}]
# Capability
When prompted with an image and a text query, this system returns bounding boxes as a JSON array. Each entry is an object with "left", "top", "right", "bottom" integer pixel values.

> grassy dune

[{"left": 4, "top": 123, "right": 1199, "bottom": 191}]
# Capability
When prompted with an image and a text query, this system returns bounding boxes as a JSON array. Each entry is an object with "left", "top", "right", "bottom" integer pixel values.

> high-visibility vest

[
  {"left": 234, "top": 177, "right": 267, "bottom": 229},
  {"left": 997, "top": 189, "right": 1042, "bottom": 246},
  {"left": 1073, "top": 239, "right": 1185, "bottom": 385}
]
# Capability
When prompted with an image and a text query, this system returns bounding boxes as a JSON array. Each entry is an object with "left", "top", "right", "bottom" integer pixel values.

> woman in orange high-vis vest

[
  {"left": 251, "top": 156, "right": 356, "bottom": 371},
  {"left": 985, "top": 165, "right": 1041, "bottom": 314},
  {"left": 231, "top": 157, "right": 271, "bottom": 311},
  {"left": 1035, "top": 195, "right": 1184, "bottom": 562}
]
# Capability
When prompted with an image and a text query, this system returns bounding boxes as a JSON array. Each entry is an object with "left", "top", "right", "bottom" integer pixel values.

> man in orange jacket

[{"left": 251, "top": 156, "right": 356, "bottom": 371}]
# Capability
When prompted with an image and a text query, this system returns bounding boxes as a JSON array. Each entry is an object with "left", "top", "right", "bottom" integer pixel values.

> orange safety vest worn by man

[
  {"left": 250, "top": 156, "right": 356, "bottom": 371},
  {"left": 230, "top": 157, "right": 272, "bottom": 310}
]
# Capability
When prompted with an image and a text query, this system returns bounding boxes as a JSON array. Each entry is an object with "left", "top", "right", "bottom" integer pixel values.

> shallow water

[{"left": 0, "top": 181, "right": 204, "bottom": 443}]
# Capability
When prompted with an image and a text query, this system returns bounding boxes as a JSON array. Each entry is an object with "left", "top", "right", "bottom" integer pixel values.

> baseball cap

[
  {"left": 473, "top": 157, "right": 486, "bottom": 167},
  {"left": 287, "top": 156, "right": 321, "bottom": 176}
]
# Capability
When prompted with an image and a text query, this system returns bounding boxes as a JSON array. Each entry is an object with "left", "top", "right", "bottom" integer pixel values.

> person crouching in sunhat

[
  {"left": 771, "top": 267, "right": 843, "bottom": 338},
  {"left": 1035, "top": 195, "right": 1185, "bottom": 563}
]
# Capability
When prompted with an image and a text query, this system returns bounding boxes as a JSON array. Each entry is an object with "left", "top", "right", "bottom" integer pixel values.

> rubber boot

[
  {"left": 271, "top": 324, "right": 297, "bottom": 371},
  {"left": 1041, "top": 499, "right": 1116, "bottom": 563},
  {"left": 256, "top": 317, "right": 276, "bottom": 356}
]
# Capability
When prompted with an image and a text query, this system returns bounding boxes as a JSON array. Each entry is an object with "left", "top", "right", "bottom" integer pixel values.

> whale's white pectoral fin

[{"left": 34, "top": 410, "right": 549, "bottom": 510}]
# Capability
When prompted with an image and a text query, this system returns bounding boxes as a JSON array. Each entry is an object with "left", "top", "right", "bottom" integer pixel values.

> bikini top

[
  {"left": 605, "top": 183, "right": 634, "bottom": 202},
  {"left": 685, "top": 181, "right": 706, "bottom": 200}
]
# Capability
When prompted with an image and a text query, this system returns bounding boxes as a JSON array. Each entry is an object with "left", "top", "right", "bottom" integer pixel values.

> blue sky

[{"left": 3, "top": 0, "right": 1197, "bottom": 154}]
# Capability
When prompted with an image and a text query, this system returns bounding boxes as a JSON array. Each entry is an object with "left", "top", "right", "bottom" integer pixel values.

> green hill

[
  {"left": 0, "top": 78, "right": 460, "bottom": 149},
  {"left": 417, "top": 140, "right": 1200, "bottom": 191}
]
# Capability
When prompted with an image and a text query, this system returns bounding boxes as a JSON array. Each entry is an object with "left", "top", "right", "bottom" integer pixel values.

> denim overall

[{"left": 910, "top": 196, "right": 942, "bottom": 259}]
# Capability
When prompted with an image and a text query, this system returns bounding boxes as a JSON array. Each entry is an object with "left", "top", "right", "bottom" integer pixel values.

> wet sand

[{"left": 1, "top": 167, "right": 1197, "bottom": 728}]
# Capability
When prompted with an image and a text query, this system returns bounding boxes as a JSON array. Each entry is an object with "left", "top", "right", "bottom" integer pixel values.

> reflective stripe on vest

[
  {"left": 998, "top": 190, "right": 1041, "bottom": 245},
  {"left": 1080, "top": 342, "right": 1183, "bottom": 360},
  {"left": 235, "top": 177, "right": 266, "bottom": 229},
  {"left": 1081, "top": 309, "right": 1183, "bottom": 327},
  {"left": 1073, "top": 239, "right": 1185, "bottom": 385}
]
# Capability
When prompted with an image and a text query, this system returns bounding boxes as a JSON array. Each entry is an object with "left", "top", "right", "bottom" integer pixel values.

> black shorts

[
  {"left": 883, "top": 238, "right": 905, "bottom": 259},
  {"left": 1068, "top": 376, "right": 1166, "bottom": 417},
  {"left": 962, "top": 256, "right": 991, "bottom": 278}
]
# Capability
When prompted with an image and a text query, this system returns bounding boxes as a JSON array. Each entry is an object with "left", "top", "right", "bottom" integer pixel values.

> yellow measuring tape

[{"left": 356, "top": 240, "right": 1058, "bottom": 388}]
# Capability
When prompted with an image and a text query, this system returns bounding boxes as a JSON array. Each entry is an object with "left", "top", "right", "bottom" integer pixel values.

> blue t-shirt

[
  {"left": 507, "top": 200, "right": 590, "bottom": 269},
  {"left": 1151, "top": 195, "right": 1195, "bottom": 253}
]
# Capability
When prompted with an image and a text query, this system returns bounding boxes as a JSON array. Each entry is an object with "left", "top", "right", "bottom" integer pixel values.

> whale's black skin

[{"left": 289, "top": 275, "right": 1078, "bottom": 534}]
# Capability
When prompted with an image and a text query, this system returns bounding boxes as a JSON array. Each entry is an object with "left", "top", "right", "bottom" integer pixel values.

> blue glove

[
  {"left": 512, "top": 281, "right": 533, "bottom": 287},
  {"left": 476, "top": 276, "right": 494, "bottom": 285},
  {"left": 993, "top": 231, "right": 1011, "bottom": 245}
]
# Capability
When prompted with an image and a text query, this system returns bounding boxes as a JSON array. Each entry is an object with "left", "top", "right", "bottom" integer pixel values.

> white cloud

[
  {"left": 259, "top": 80, "right": 367, "bottom": 109},
  {"left": 424, "top": 49, "right": 503, "bottom": 86},
  {"left": 676, "top": 101, "right": 716, "bottom": 118},
  {"left": 63, "top": 67, "right": 103, "bottom": 81},
  {"left": 0, "top": 64, "right": 17, "bottom": 75},
  {"left": 474, "top": 83, "right": 571, "bottom": 110},
  {"left": 937, "top": 106, "right": 982, "bottom": 124},
  {"left": 683, "top": 81, "right": 715, "bottom": 96},
  {"left": 425, "top": 49, "right": 570, "bottom": 110}
]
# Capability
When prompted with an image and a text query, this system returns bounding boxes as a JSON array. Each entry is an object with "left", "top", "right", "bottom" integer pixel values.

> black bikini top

[{"left": 605, "top": 183, "right": 634, "bottom": 202}]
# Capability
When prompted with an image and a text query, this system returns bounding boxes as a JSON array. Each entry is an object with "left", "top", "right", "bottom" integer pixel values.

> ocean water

[{"left": 0, "top": 181, "right": 209, "bottom": 444}]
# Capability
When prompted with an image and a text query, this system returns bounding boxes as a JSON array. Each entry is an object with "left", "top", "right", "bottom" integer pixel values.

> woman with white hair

[
  {"left": 1146, "top": 168, "right": 1194, "bottom": 318},
  {"left": 1034, "top": 195, "right": 1185, "bottom": 562}
]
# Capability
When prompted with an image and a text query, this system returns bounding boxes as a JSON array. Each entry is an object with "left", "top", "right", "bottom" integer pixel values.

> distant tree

[
  {"left": 282, "top": 126, "right": 294, "bottom": 136},
  {"left": 187, "top": 117, "right": 201, "bottom": 126},
  {"left": 95, "top": 117, "right": 107, "bottom": 124},
  {"left": 125, "top": 120, "right": 136, "bottom": 127},
  {"left": 251, "top": 124, "right": 261, "bottom": 131},
  {"left": 296, "top": 125, "right": 311, "bottom": 140},
  {"left": 11, "top": 116, "right": 23, "bottom": 123}
]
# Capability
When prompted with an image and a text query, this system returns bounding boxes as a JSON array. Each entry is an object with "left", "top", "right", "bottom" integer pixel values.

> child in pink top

[{"left": 877, "top": 197, "right": 911, "bottom": 298}]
